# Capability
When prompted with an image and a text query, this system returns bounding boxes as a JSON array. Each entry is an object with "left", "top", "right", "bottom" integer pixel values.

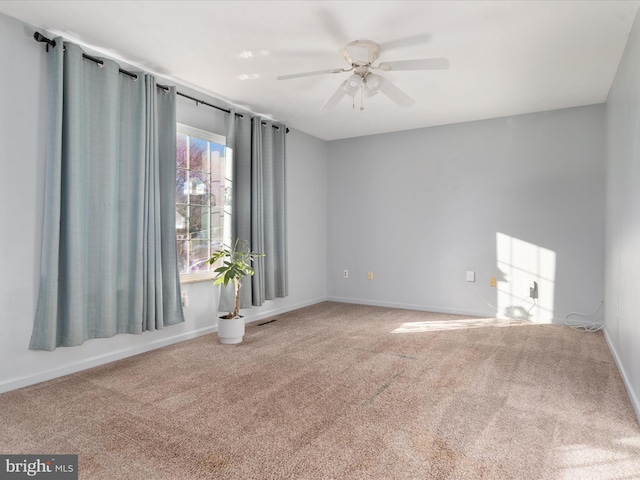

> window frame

[{"left": 176, "top": 123, "right": 228, "bottom": 284}]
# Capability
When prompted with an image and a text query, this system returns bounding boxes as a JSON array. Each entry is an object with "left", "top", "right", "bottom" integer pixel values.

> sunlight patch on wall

[{"left": 496, "top": 233, "right": 556, "bottom": 323}]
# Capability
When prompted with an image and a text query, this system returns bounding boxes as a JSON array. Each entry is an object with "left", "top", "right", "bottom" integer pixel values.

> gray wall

[
  {"left": 0, "top": 12, "right": 328, "bottom": 393},
  {"left": 605, "top": 9, "right": 640, "bottom": 419},
  {"left": 327, "top": 106, "right": 605, "bottom": 325}
]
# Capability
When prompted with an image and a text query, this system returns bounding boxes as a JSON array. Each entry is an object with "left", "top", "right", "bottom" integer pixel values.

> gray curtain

[
  {"left": 219, "top": 111, "right": 288, "bottom": 312},
  {"left": 30, "top": 39, "right": 184, "bottom": 351}
]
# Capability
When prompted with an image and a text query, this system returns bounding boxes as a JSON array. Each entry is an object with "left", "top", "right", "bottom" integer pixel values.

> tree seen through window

[{"left": 176, "top": 125, "right": 230, "bottom": 279}]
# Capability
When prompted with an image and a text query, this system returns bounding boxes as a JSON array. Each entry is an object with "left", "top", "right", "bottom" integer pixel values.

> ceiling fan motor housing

[{"left": 341, "top": 39, "right": 381, "bottom": 66}]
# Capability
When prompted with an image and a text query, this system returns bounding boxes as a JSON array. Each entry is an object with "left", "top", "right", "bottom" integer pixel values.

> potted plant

[{"left": 207, "top": 239, "right": 263, "bottom": 344}]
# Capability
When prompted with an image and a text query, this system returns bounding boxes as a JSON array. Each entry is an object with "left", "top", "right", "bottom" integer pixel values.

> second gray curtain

[{"left": 219, "top": 111, "right": 288, "bottom": 312}]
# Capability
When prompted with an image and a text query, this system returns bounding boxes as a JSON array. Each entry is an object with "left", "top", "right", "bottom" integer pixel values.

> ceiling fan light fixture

[
  {"left": 364, "top": 73, "right": 383, "bottom": 93},
  {"left": 363, "top": 88, "right": 378, "bottom": 98},
  {"left": 343, "top": 73, "right": 362, "bottom": 95}
]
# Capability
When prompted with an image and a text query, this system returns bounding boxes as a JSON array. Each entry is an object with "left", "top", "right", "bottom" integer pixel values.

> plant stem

[{"left": 233, "top": 278, "right": 241, "bottom": 318}]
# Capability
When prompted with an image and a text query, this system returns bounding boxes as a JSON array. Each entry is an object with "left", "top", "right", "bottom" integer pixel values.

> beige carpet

[{"left": 1, "top": 302, "right": 639, "bottom": 479}]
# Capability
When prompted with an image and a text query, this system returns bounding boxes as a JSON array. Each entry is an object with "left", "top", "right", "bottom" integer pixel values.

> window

[{"left": 176, "top": 124, "right": 232, "bottom": 282}]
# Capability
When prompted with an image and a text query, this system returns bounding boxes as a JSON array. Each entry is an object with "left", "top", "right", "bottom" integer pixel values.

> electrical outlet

[
  {"left": 489, "top": 277, "right": 497, "bottom": 287},
  {"left": 343, "top": 270, "right": 349, "bottom": 278},
  {"left": 529, "top": 280, "right": 538, "bottom": 299},
  {"left": 367, "top": 271, "right": 374, "bottom": 280}
]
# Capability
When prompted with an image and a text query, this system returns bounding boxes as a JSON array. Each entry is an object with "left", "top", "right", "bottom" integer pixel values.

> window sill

[{"left": 180, "top": 274, "right": 215, "bottom": 285}]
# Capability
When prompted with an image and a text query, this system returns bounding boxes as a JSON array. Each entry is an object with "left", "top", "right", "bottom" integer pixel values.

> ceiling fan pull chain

[{"left": 360, "top": 85, "right": 364, "bottom": 111}]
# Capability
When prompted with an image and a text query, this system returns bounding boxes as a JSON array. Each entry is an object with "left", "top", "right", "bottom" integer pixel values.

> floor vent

[{"left": 257, "top": 319, "right": 277, "bottom": 326}]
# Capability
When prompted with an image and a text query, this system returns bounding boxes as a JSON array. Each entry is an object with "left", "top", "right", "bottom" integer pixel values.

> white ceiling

[{"left": 1, "top": 1, "right": 638, "bottom": 140}]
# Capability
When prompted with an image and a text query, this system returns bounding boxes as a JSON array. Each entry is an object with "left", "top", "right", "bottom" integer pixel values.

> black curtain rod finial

[
  {"left": 34, "top": 31, "right": 56, "bottom": 52},
  {"left": 33, "top": 31, "right": 55, "bottom": 46}
]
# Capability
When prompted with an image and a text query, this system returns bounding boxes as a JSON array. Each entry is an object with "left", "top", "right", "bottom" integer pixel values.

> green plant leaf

[{"left": 207, "top": 239, "right": 264, "bottom": 291}]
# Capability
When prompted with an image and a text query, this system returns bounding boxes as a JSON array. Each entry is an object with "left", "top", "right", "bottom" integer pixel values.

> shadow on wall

[{"left": 496, "top": 232, "right": 556, "bottom": 323}]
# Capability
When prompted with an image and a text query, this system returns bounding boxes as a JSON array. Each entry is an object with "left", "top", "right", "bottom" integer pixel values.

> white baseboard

[
  {"left": 0, "top": 297, "right": 327, "bottom": 395},
  {"left": 326, "top": 296, "right": 494, "bottom": 319},
  {"left": 241, "top": 296, "right": 327, "bottom": 325},
  {"left": 603, "top": 328, "right": 640, "bottom": 425}
]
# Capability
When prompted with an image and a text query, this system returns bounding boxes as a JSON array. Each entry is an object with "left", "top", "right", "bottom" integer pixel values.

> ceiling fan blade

[
  {"left": 321, "top": 80, "right": 348, "bottom": 111},
  {"left": 377, "top": 57, "right": 450, "bottom": 72},
  {"left": 378, "top": 79, "right": 415, "bottom": 107},
  {"left": 277, "top": 68, "right": 345, "bottom": 80},
  {"left": 317, "top": 9, "right": 350, "bottom": 46},
  {"left": 382, "top": 33, "right": 432, "bottom": 52}
]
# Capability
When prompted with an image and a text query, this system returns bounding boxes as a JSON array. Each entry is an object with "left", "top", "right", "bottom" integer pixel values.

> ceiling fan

[{"left": 277, "top": 39, "right": 449, "bottom": 111}]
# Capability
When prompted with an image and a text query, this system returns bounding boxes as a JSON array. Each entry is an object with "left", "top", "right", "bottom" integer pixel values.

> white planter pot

[{"left": 217, "top": 316, "right": 245, "bottom": 344}]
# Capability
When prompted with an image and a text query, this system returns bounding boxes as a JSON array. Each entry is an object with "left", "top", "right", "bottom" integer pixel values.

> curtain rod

[{"left": 33, "top": 32, "right": 288, "bottom": 133}]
